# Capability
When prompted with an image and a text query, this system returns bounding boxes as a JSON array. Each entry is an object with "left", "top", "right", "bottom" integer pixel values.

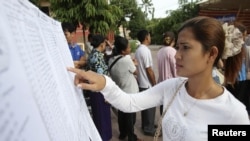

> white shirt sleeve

[
  {"left": 143, "top": 48, "right": 153, "bottom": 68},
  {"left": 100, "top": 75, "right": 166, "bottom": 112},
  {"left": 125, "top": 55, "right": 136, "bottom": 74}
]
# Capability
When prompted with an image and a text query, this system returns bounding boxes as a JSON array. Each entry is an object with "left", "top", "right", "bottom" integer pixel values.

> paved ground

[
  {"left": 110, "top": 106, "right": 162, "bottom": 141},
  {"left": 110, "top": 45, "right": 163, "bottom": 141}
]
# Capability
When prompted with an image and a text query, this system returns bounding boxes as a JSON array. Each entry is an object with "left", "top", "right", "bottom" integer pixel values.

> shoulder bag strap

[
  {"left": 153, "top": 79, "right": 187, "bottom": 141},
  {"left": 109, "top": 56, "right": 123, "bottom": 72}
]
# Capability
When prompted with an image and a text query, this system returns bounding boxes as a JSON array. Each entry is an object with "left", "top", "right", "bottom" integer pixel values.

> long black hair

[{"left": 113, "top": 36, "right": 129, "bottom": 56}]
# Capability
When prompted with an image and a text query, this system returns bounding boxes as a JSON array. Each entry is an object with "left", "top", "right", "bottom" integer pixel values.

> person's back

[
  {"left": 135, "top": 44, "right": 153, "bottom": 87},
  {"left": 157, "top": 31, "right": 177, "bottom": 115},
  {"left": 157, "top": 31, "right": 177, "bottom": 83},
  {"left": 87, "top": 35, "right": 108, "bottom": 75},
  {"left": 108, "top": 36, "right": 141, "bottom": 141},
  {"left": 135, "top": 29, "right": 156, "bottom": 136},
  {"left": 86, "top": 34, "right": 112, "bottom": 141},
  {"left": 109, "top": 55, "right": 138, "bottom": 93},
  {"left": 109, "top": 36, "right": 138, "bottom": 93}
]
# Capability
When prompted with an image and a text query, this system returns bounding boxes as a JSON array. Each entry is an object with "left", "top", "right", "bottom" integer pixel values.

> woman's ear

[
  {"left": 101, "top": 42, "right": 106, "bottom": 51},
  {"left": 209, "top": 46, "right": 219, "bottom": 61},
  {"left": 121, "top": 50, "right": 125, "bottom": 55}
]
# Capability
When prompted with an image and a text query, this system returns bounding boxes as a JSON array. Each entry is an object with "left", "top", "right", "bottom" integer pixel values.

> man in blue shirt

[{"left": 62, "top": 22, "right": 86, "bottom": 68}]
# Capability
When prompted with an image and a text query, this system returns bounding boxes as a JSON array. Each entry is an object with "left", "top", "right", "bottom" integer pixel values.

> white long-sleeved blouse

[{"left": 101, "top": 76, "right": 250, "bottom": 141}]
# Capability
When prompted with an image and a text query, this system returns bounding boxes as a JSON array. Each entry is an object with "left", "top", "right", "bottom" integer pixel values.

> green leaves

[
  {"left": 50, "top": 0, "right": 122, "bottom": 35},
  {"left": 128, "top": 8, "right": 147, "bottom": 39},
  {"left": 85, "top": 2, "right": 96, "bottom": 17},
  {"left": 151, "top": 2, "right": 199, "bottom": 44}
]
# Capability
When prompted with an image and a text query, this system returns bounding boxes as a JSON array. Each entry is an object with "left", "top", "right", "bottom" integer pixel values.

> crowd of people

[{"left": 64, "top": 16, "right": 250, "bottom": 141}]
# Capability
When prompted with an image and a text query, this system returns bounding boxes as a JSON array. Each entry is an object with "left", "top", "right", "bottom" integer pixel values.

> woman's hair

[
  {"left": 87, "top": 33, "right": 93, "bottom": 41},
  {"left": 234, "top": 21, "right": 247, "bottom": 34},
  {"left": 178, "top": 16, "right": 243, "bottom": 84},
  {"left": 113, "top": 36, "right": 129, "bottom": 55},
  {"left": 224, "top": 22, "right": 246, "bottom": 85},
  {"left": 246, "top": 35, "right": 250, "bottom": 46},
  {"left": 91, "top": 34, "right": 105, "bottom": 48},
  {"left": 163, "top": 31, "right": 175, "bottom": 46}
]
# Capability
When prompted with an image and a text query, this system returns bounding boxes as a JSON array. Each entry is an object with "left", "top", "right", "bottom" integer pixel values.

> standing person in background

[
  {"left": 246, "top": 35, "right": 250, "bottom": 81},
  {"left": 135, "top": 30, "right": 156, "bottom": 136},
  {"left": 108, "top": 36, "right": 142, "bottom": 141},
  {"left": 87, "top": 34, "right": 112, "bottom": 141},
  {"left": 68, "top": 16, "right": 250, "bottom": 141},
  {"left": 224, "top": 22, "right": 250, "bottom": 117},
  {"left": 104, "top": 38, "right": 115, "bottom": 64},
  {"left": 245, "top": 35, "right": 250, "bottom": 117},
  {"left": 157, "top": 31, "right": 177, "bottom": 115},
  {"left": 235, "top": 22, "right": 248, "bottom": 84},
  {"left": 212, "top": 58, "right": 224, "bottom": 84},
  {"left": 83, "top": 33, "right": 93, "bottom": 108},
  {"left": 62, "top": 22, "right": 86, "bottom": 69},
  {"left": 85, "top": 33, "right": 93, "bottom": 59}
]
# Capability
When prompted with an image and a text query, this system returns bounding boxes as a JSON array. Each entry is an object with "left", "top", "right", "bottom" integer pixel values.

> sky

[
  {"left": 137, "top": 0, "right": 180, "bottom": 18},
  {"left": 152, "top": 0, "right": 180, "bottom": 18}
]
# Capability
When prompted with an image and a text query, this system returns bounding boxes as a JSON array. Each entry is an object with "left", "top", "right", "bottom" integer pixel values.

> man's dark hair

[
  {"left": 62, "top": 22, "right": 76, "bottom": 33},
  {"left": 137, "top": 30, "right": 149, "bottom": 43},
  {"left": 113, "top": 36, "right": 128, "bottom": 55},
  {"left": 91, "top": 34, "right": 105, "bottom": 48}
]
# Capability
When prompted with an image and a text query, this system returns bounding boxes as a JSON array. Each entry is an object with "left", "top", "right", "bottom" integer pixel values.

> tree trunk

[
  {"left": 82, "top": 24, "right": 86, "bottom": 44},
  {"left": 122, "top": 25, "right": 126, "bottom": 38}
]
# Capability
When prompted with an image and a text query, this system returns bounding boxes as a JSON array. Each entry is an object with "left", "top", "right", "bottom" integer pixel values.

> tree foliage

[
  {"left": 110, "top": 0, "right": 137, "bottom": 19},
  {"left": 49, "top": 0, "right": 122, "bottom": 35},
  {"left": 178, "top": 0, "right": 189, "bottom": 5},
  {"left": 29, "top": 0, "right": 39, "bottom": 5},
  {"left": 139, "top": 0, "right": 154, "bottom": 19},
  {"left": 110, "top": 0, "right": 138, "bottom": 37},
  {"left": 151, "top": 2, "right": 199, "bottom": 44},
  {"left": 128, "top": 8, "right": 147, "bottom": 39}
]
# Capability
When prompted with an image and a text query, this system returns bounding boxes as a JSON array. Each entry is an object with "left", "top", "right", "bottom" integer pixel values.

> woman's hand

[
  {"left": 73, "top": 61, "right": 81, "bottom": 68},
  {"left": 67, "top": 67, "right": 106, "bottom": 91},
  {"left": 132, "top": 58, "right": 138, "bottom": 66}
]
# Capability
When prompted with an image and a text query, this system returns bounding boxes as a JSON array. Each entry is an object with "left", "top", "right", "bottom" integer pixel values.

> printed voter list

[{"left": 0, "top": 0, "right": 101, "bottom": 141}]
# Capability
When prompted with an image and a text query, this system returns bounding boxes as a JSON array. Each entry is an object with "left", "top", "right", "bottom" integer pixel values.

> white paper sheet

[
  {"left": 0, "top": 0, "right": 101, "bottom": 141},
  {"left": 0, "top": 2, "right": 50, "bottom": 141}
]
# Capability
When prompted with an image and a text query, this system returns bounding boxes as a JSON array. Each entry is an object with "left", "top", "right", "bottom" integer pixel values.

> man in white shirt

[{"left": 135, "top": 30, "right": 157, "bottom": 136}]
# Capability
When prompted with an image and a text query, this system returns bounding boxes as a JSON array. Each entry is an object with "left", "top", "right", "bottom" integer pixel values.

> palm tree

[{"left": 139, "top": 0, "right": 154, "bottom": 19}]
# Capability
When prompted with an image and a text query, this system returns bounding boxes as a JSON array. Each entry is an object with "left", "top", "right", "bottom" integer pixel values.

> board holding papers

[{"left": 0, "top": 0, "right": 101, "bottom": 141}]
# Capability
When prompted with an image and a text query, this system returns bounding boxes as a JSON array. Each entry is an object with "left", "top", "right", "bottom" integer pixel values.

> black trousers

[
  {"left": 139, "top": 87, "right": 156, "bottom": 134},
  {"left": 118, "top": 110, "right": 137, "bottom": 141}
]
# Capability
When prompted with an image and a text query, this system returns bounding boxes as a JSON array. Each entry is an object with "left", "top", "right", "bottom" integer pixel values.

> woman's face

[
  {"left": 175, "top": 28, "right": 211, "bottom": 78},
  {"left": 64, "top": 31, "right": 75, "bottom": 44},
  {"left": 122, "top": 44, "right": 131, "bottom": 55},
  {"left": 100, "top": 41, "right": 107, "bottom": 53}
]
